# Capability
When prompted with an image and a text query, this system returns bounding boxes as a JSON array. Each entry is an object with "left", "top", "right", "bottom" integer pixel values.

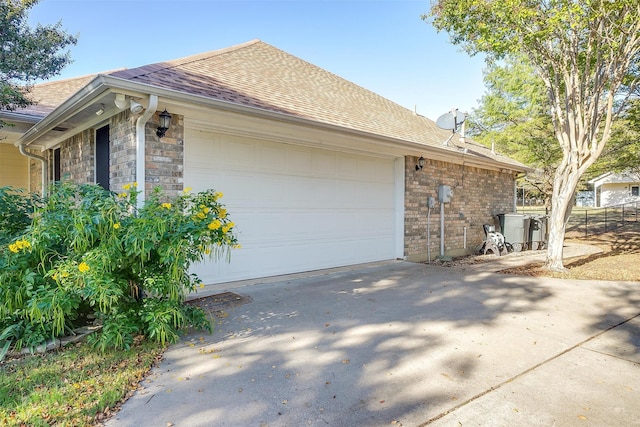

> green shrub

[
  {"left": 0, "top": 186, "right": 40, "bottom": 245},
  {"left": 0, "top": 183, "right": 239, "bottom": 357}
]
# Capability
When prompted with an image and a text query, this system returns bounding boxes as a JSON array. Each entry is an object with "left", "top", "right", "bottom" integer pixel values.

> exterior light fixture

[
  {"left": 415, "top": 156, "right": 425, "bottom": 171},
  {"left": 130, "top": 100, "right": 144, "bottom": 114},
  {"left": 95, "top": 104, "right": 105, "bottom": 116},
  {"left": 156, "top": 109, "right": 172, "bottom": 138},
  {"left": 114, "top": 94, "right": 128, "bottom": 109}
]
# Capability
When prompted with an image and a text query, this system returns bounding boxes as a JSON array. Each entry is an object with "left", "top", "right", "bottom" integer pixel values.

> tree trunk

[{"left": 544, "top": 167, "right": 580, "bottom": 271}]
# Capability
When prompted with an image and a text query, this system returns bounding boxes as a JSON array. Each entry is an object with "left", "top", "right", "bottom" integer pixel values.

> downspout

[
  {"left": 136, "top": 95, "right": 158, "bottom": 210},
  {"left": 18, "top": 144, "right": 48, "bottom": 197}
]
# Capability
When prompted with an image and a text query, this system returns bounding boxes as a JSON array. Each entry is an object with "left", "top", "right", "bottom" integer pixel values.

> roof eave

[
  {"left": 14, "top": 74, "right": 528, "bottom": 172},
  {"left": 15, "top": 75, "right": 113, "bottom": 148}
]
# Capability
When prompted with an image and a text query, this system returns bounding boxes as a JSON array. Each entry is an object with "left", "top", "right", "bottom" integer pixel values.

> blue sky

[{"left": 28, "top": 0, "right": 487, "bottom": 121}]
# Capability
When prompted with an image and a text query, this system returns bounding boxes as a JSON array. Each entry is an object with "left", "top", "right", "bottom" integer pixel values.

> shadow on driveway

[{"left": 107, "top": 261, "right": 640, "bottom": 427}]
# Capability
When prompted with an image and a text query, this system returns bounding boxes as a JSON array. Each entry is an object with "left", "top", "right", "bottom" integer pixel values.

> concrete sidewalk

[{"left": 106, "top": 259, "right": 640, "bottom": 427}]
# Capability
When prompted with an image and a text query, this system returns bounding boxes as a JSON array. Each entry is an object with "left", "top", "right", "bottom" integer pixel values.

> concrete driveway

[{"left": 106, "top": 261, "right": 640, "bottom": 427}]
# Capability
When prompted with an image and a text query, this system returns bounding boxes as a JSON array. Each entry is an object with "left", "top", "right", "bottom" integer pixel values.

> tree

[
  {"left": 470, "top": 55, "right": 640, "bottom": 207},
  {"left": 469, "top": 55, "right": 560, "bottom": 208},
  {"left": 0, "top": 0, "right": 77, "bottom": 125},
  {"left": 426, "top": 0, "right": 640, "bottom": 271}
]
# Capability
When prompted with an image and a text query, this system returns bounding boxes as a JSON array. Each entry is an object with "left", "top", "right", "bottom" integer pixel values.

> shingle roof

[
  {"left": 9, "top": 40, "right": 525, "bottom": 169},
  {"left": 114, "top": 39, "right": 450, "bottom": 143},
  {"left": 108, "top": 40, "right": 522, "bottom": 167},
  {"left": 18, "top": 73, "right": 106, "bottom": 116}
]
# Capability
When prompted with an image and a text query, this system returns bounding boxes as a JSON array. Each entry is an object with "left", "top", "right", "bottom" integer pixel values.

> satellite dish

[{"left": 436, "top": 109, "right": 466, "bottom": 132}]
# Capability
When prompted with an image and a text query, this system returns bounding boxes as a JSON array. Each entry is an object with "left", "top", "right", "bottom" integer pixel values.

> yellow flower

[
  {"left": 199, "top": 283, "right": 205, "bottom": 289},
  {"left": 222, "top": 226, "right": 230, "bottom": 234},
  {"left": 161, "top": 203, "right": 172, "bottom": 209},
  {"left": 8, "top": 243, "right": 19, "bottom": 253},
  {"left": 118, "top": 192, "right": 127, "bottom": 198},
  {"left": 52, "top": 273, "right": 58, "bottom": 281},
  {"left": 14, "top": 240, "right": 30, "bottom": 250},
  {"left": 196, "top": 212, "right": 206, "bottom": 219},
  {"left": 202, "top": 207, "right": 210, "bottom": 214},
  {"left": 133, "top": 182, "right": 138, "bottom": 187},
  {"left": 207, "top": 220, "right": 221, "bottom": 230},
  {"left": 218, "top": 208, "right": 227, "bottom": 219},
  {"left": 123, "top": 183, "right": 131, "bottom": 190},
  {"left": 113, "top": 223, "right": 121, "bottom": 229},
  {"left": 62, "top": 272, "right": 69, "bottom": 278},
  {"left": 233, "top": 244, "right": 242, "bottom": 249},
  {"left": 78, "top": 262, "right": 90, "bottom": 273},
  {"left": 213, "top": 191, "right": 223, "bottom": 200},
  {"left": 204, "top": 248, "right": 211, "bottom": 255},
  {"left": 183, "top": 187, "right": 193, "bottom": 193}
]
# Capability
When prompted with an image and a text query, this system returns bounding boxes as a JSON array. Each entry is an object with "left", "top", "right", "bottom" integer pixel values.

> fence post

[
  {"left": 604, "top": 207, "right": 607, "bottom": 232},
  {"left": 585, "top": 209, "right": 588, "bottom": 237}
]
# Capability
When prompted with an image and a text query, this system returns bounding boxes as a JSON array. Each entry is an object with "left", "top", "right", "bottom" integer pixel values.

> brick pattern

[
  {"left": 404, "top": 155, "right": 514, "bottom": 261},
  {"left": 60, "top": 129, "right": 95, "bottom": 184},
  {"left": 29, "top": 155, "right": 41, "bottom": 194},
  {"left": 110, "top": 110, "right": 137, "bottom": 192},
  {"left": 144, "top": 111, "right": 184, "bottom": 199},
  {"left": 50, "top": 111, "right": 184, "bottom": 198}
]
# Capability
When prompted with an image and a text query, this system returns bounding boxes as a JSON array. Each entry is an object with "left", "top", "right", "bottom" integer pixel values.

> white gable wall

[{"left": 600, "top": 182, "right": 640, "bottom": 207}]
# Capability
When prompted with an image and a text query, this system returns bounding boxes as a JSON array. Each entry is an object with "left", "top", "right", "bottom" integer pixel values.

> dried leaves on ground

[{"left": 500, "top": 224, "right": 640, "bottom": 281}]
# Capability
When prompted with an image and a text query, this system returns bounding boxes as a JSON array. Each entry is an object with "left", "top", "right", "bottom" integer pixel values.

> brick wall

[
  {"left": 60, "top": 129, "right": 94, "bottom": 184},
  {"left": 110, "top": 110, "right": 136, "bottom": 192},
  {"left": 29, "top": 154, "right": 41, "bottom": 194},
  {"left": 49, "top": 110, "right": 184, "bottom": 198},
  {"left": 404, "top": 155, "right": 515, "bottom": 261},
  {"left": 144, "top": 111, "right": 184, "bottom": 199}
]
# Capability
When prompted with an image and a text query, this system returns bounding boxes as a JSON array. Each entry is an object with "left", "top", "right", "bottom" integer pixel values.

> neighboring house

[
  {"left": 576, "top": 191, "right": 595, "bottom": 207},
  {"left": 0, "top": 39, "right": 527, "bottom": 286},
  {"left": 588, "top": 171, "right": 640, "bottom": 207}
]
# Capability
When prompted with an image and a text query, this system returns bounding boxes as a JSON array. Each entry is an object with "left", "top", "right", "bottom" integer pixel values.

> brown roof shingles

[
  {"left": 11, "top": 39, "right": 524, "bottom": 168},
  {"left": 109, "top": 40, "right": 454, "bottom": 148}
]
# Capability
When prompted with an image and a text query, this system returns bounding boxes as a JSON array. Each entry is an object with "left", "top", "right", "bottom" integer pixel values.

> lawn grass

[{"left": 0, "top": 339, "right": 165, "bottom": 427}]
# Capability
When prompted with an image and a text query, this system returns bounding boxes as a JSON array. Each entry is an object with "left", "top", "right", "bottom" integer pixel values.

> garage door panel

[
  {"left": 287, "top": 148, "right": 312, "bottom": 173},
  {"left": 312, "top": 152, "right": 336, "bottom": 175},
  {"left": 221, "top": 137, "right": 255, "bottom": 167},
  {"left": 256, "top": 144, "right": 287, "bottom": 171},
  {"left": 185, "top": 128, "right": 397, "bottom": 285}
]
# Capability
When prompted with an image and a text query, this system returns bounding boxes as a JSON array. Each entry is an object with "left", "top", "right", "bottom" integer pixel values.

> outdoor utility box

[
  {"left": 498, "top": 213, "right": 531, "bottom": 252},
  {"left": 528, "top": 215, "right": 549, "bottom": 250},
  {"left": 438, "top": 184, "right": 452, "bottom": 203}
]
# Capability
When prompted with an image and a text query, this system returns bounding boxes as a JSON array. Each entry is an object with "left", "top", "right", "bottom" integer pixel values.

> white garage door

[{"left": 184, "top": 128, "right": 398, "bottom": 285}]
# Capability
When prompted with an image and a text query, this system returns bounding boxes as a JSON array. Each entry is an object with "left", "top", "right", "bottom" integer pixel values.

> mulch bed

[{"left": 187, "top": 291, "right": 253, "bottom": 315}]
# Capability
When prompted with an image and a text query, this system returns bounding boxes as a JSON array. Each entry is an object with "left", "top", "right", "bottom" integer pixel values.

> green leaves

[
  {"left": 1, "top": 0, "right": 77, "bottom": 128},
  {"left": 0, "top": 183, "right": 238, "bottom": 357}
]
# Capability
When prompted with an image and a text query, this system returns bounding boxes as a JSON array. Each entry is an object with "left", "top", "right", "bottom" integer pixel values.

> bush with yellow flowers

[{"left": 0, "top": 182, "right": 239, "bottom": 358}]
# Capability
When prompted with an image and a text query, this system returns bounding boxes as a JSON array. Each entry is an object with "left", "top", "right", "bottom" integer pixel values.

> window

[
  {"left": 632, "top": 186, "right": 639, "bottom": 197},
  {"left": 95, "top": 125, "right": 110, "bottom": 190},
  {"left": 53, "top": 148, "right": 61, "bottom": 182}
]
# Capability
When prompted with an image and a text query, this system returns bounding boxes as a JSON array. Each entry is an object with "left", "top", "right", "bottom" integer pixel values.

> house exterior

[
  {"left": 0, "top": 40, "right": 526, "bottom": 286},
  {"left": 588, "top": 171, "right": 640, "bottom": 207}
]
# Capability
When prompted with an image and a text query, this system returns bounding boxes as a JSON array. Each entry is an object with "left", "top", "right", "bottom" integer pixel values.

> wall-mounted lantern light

[
  {"left": 156, "top": 109, "right": 172, "bottom": 138},
  {"left": 415, "top": 156, "right": 425, "bottom": 171}
]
